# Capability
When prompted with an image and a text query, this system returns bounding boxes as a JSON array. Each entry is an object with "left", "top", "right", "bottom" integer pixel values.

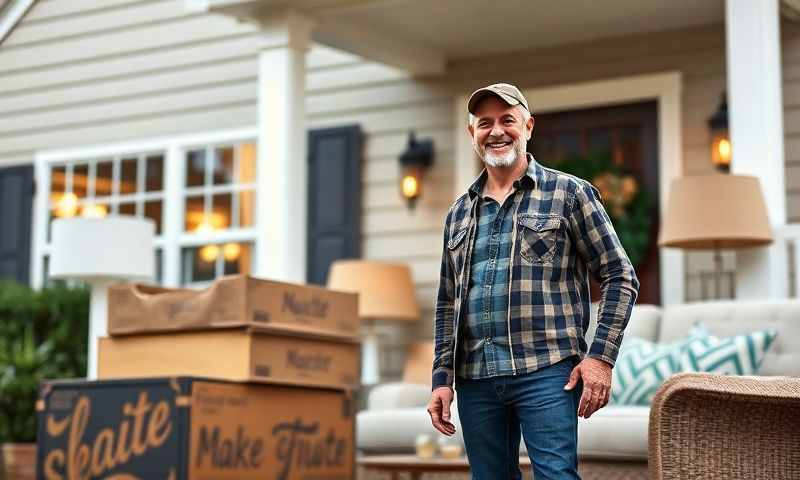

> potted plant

[{"left": 0, "top": 281, "right": 88, "bottom": 480}]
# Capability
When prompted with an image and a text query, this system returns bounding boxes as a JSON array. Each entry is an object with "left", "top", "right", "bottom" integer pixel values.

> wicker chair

[{"left": 648, "top": 372, "right": 800, "bottom": 479}]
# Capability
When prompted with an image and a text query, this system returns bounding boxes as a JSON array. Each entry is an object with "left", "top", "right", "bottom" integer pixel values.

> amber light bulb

[
  {"left": 401, "top": 174, "right": 419, "bottom": 199},
  {"left": 199, "top": 245, "right": 219, "bottom": 263}
]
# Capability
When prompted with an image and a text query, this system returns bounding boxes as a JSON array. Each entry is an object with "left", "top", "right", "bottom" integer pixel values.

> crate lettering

[
  {"left": 281, "top": 293, "right": 329, "bottom": 319},
  {"left": 42, "top": 392, "right": 171, "bottom": 480},
  {"left": 272, "top": 418, "right": 347, "bottom": 480},
  {"left": 194, "top": 426, "right": 264, "bottom": 470}
]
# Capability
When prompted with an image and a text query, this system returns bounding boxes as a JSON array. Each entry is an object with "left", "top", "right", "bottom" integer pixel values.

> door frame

[{"left": 454, "top": 71, "right": 684, "bottom": 306}]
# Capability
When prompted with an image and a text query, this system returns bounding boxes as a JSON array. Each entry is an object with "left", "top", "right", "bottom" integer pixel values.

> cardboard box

[
  {"left": 36, "top": 377, "right": 355, "bottom": 480},
  {"left": 108, "top": 275, "right": 359, "bottom": 337},
  {"left": 98, "top": 326, "right": 360, "bottom": 390}
]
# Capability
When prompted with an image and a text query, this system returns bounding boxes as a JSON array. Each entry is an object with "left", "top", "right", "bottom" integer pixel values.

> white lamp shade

[{"left": 50, "top": 216, "right": 155, "bottom": 281}]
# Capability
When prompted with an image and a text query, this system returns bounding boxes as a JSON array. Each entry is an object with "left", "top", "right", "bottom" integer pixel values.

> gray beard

[
  {"left": 483, "top": 148, "right": 517, "bottom": 167},
  {"left": 476, "top": 140, "right": 524, "bottom": 168}
]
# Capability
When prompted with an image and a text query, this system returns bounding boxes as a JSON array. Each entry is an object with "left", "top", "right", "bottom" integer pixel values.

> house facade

[{"left": 1, "top": 0, "right": 799, "bottom": 357}]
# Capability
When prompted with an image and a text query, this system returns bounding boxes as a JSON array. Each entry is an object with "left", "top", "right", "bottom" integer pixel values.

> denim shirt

[
  {"left": 457, "top": 187, "right": 516, "bottom": 379},
  {"left": 432, "top": 154, "right": 640, "bottom": 390}
]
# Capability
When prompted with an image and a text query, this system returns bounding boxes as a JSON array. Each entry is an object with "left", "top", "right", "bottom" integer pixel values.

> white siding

[
  {"left": 0, "top": 1, "right": 260, "bottom": 165},
  {"left": 0, "top": 0, "right": 354, "bottom": 163}
]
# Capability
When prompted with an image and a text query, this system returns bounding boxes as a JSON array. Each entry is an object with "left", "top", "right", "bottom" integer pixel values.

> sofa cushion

[
  {"left": 576, "top": 406, "right": 650, "bottom": 460},
  {"left": 519, "top": 406, "right": 649, "bottom": 460},
  {"left": 682, "top": 325, "right": 778, "bottom": 375},
  {"left": 659, "top": 300, "right": 800, "bottom": 376},
  {"left": 587, "top": 303, "right": 661, "bottom": 346},
  {"left": 356, "top": 406, "right": 465, "bottom": 454},
  {"left": 358, "top": 404, "right": 649, "bottom": 460},
  {"left": 611, "top": 331, "right": 707, "bottom": 406},
  {"left": 367, "top": 382, "right": 431, "bottom": 410}
]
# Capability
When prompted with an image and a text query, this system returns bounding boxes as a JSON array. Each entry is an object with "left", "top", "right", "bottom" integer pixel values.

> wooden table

[{"left": 358, "top": 454, "right": 532, "bottom": 480}]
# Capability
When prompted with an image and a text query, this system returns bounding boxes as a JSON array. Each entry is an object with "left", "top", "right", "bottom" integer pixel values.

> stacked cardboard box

[
  {"left": 36, "top": 275, "right": 360, "bottom": 480},
  {"left": 98, "top": 275, "right": 361, "bottom": 390}
]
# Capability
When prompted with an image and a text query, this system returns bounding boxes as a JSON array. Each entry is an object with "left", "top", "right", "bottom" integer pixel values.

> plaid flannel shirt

[{"left": 432, "top": 154, "right": 640, "bottom": 390}]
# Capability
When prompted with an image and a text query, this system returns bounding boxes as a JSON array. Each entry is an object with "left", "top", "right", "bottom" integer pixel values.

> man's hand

[
  {"left": 564, "top": 357, "right": 612, "bottom": 419},
  {"left": 427, "top": 386, "right": 456, "bottom": 436}
]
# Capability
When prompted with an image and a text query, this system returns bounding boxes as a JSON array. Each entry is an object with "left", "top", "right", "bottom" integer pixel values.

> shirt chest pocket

[
  {"left": 518, "top": 214, "right": 561, "bottom": 265},
  {"left": 447, "top": 227, "right": 469, "bottom": 275}
]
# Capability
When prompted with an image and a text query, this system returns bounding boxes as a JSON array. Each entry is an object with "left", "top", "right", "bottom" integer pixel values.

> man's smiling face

[{"left": 468, "top": 96, "right": 534, "bottom": 168}]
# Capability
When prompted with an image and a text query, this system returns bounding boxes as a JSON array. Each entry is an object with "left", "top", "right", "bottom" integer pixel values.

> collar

[{"left": 468, "top": 152, "right": 539, "bottom": 200}]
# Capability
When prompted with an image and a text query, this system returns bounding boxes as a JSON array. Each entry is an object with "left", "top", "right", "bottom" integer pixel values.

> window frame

[{"left": 32, "top": 127, "right": 259, "bottom": 289}]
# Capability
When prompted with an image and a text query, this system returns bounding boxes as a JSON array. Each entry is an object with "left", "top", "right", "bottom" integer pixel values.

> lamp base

[
  {"left": 87, "top": 279, "right": 114, "bottom": 380},
  {"left": 361, "top": 320, "right": 380, "bottom": 386}
]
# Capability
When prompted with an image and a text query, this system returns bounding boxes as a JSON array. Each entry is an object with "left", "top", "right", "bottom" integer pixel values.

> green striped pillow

[
  {"left": 681, "top": 326, "right": 778, "bottom": 376},
  {"left": 611, "top": 326, "right": 779, "bottom": 406},
  {"left": 611, "top": 331, "right": 707, "bottom": 406}
]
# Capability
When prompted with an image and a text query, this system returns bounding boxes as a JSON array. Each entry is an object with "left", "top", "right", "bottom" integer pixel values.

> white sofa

[{"left": 357, "top": 300, "right": 800, "bottom": 460}]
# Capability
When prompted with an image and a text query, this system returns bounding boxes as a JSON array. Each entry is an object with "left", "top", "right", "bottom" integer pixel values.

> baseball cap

[{"left": 467, "top": 83, "right": 530, "bottom": 115}]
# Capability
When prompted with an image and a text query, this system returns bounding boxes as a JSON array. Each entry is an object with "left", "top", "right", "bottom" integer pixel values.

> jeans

[{"left": 455, "top": 356, "right": 583, "bottom": 480}]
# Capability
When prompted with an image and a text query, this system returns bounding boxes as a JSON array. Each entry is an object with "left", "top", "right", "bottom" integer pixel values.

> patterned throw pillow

[
  {"left": 611, "top": 331, "right": 707, "bottom": 406},
  {"left": 611, "top": 325, "right": 779, "bottom": 406},
  {"left": 681, "top": 325, "right": 778, "bottom": 376}
]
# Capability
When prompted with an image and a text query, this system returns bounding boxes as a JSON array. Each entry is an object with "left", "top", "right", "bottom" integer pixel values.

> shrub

[{"left": 0, "top": 281, "right": 89, "bottom": 443}]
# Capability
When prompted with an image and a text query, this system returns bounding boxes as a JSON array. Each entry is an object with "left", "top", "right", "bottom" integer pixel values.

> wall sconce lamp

[
  {"left": 399, "top": 131, "right": 434, "bottom": 209},
  {"left": 708, "top": 92, "right": 731, "bottom": 172}
]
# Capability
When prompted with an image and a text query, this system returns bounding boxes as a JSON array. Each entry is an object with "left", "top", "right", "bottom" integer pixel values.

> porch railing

[
  {"left": 780, "top": 223, "right": 800, "bottom": 298},
  {"left": 683, "top": 223, "right": 800, "bottom": 302}
]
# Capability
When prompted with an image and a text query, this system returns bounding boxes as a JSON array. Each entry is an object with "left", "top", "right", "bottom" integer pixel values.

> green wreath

[{"left": 546, "top": 151, "right": 654, "bottom": 267}]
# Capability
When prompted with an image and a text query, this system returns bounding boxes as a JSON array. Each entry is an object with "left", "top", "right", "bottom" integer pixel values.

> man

[{"left": 427, "top": 83, "right": 640, "bottom": 479}]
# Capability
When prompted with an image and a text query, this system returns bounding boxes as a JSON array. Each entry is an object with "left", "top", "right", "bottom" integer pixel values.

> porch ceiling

[
  {"left": 306, "top": 0, "right": 725, "bottom": 58},
  {"left": 189, "top": 0, "right": 725, "bottom": 74}
]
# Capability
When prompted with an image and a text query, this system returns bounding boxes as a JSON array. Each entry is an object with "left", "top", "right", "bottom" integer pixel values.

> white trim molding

[
  {"left": 0, "top": 0, "right": 35, "bottom": 45},
  {"left": 454, "top": 71, "right": 685, "bottom": 306}
]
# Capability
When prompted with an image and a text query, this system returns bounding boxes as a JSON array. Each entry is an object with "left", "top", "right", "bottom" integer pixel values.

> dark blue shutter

[
  {"left": 0, "top": 165, "right": 34, "bottom": 285},
  {"left": 306, "top": 126, "right": 362, "bottom": 285}
]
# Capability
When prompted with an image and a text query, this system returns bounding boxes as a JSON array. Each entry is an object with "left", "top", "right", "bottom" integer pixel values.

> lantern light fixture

[
  {"left": 399, "top": 131, "right": 434, "bottom": 209},
  {"left": 708, "top": 92, "right": 731, "bottom": 172}
]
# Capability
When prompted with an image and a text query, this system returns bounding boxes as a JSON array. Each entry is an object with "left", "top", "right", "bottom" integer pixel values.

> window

[
  {"left": 181, "top": 242, "right": 253, "bottom": 285},
  {"left": 33, "top": 128, "right": 258, "bottom": 289},
  {"left": 179, "top": 141, "right": 257, "bottom": 287},
  {"left": 48, "top": 153, "right": 166, "bottom": 235},
  {"left": 183, "top": 144, "right": 256, "bottom": 233}
]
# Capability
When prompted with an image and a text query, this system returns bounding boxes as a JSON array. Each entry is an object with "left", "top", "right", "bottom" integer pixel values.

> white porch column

[
  {"left": 255, "top": 11, "right": 312, "bottom": 282},
  {"left": 726, "top": 0, "right": 789, "bottom": 298}
]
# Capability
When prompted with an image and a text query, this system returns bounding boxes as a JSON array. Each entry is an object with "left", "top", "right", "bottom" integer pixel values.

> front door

[{"left": 528, "top": 101, "right": 660, "bottom": 305}]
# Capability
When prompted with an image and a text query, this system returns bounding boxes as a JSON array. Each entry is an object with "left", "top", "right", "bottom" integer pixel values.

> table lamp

[
  {"left": 50, "top": 216, "right": 155, "bottom": 379},
  {"left": 327, "top": 260, "right": 420, "bottom": 385},
  {"left": 659, "top": 174, "right": 772, "bottom": 299}
]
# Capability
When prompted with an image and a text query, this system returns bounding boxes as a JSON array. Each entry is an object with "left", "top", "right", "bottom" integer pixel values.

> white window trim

[
  {"left": 453, "top": 71, "right": 684, "bottom": 305},
  {"left": 32, "top": 126, "right": 259, "bottom": 289}
]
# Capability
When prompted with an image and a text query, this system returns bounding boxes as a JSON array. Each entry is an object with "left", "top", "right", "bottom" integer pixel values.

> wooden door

[{"left": 528, "top": 101, "right": 660, "bottom": 305}]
